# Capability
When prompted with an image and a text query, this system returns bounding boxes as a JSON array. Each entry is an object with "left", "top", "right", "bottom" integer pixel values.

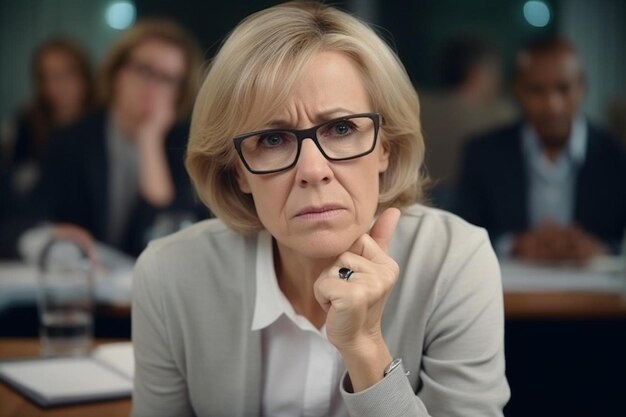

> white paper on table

[
  {"left": 0, "top": 354, "right": 133, "bottom": 406},
  {"left": 0, "top": 262, "right": 37, "bottom": 287},
  {"left": 92, "top": 342, "right": 134, "bottom": 379},
  {"left": 0, "top": 262, "right": 39, "bottom": 309},
  {"left": 500, "top": 259, "right": 626, "bottom": 293},
  {"left": 0, "top": 242, "right": 135, "bottom": 311}
]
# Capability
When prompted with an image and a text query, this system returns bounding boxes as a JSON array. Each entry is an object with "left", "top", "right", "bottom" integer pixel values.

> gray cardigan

[{"left": 132, "top": 204, "right": 510, "bottom": 416}]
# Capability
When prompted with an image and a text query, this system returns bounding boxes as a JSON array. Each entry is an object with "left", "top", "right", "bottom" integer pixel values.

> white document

[
  {"left": 92, "top": 342, "right": 134, "bottom": 379},
  {"left": 0, "top": 342, "right": 134, "bottom": 407}
]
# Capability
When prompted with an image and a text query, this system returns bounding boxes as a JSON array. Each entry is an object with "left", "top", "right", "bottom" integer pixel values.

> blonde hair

[
  {"left": 99, "top": 18, "right": 203, "bottom": 120},
  {"left": 187, "top": 1, "right": 426, "bottom": 233}
]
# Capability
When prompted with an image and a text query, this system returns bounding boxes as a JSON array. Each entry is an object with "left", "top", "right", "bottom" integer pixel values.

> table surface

[
  {"left": 504, "top": 291, "right": 626, "bottom": 319},
  {"left": 3, "top": 259, "right": 626, "bottom": 321},
  {"left": 2, "top": 290, "right": 626, "bottom": 416},
  {"left": 47, "top": 290, "right": 626, "bottom": 321},
  {"left": 0, "top": 339, "right": 132, "bottom": 417}
]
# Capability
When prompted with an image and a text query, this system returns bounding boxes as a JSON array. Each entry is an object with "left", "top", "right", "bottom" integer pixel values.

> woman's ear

[
  {"left": 378, "top": 136, "right": 391, "bottom": 173},
  {"left": 235, "top": 164, "right": 252, "bottom": 194}
]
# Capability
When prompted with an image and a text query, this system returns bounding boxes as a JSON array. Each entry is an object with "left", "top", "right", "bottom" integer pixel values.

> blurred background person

[
  {"left": 9, "top": 37, "right": 95, "bottom": 203},
  {"left": 420, "top": 35, "right": 515, "bottom": 209},
  {"left": 0, "top": 38, "right": 95, "bottom": 258},
  {"left": 20, "top": 18, "right": 206, "bottom": 259},
  {"left": 456, "top": 36, "right": 626, "bottom": 264}
]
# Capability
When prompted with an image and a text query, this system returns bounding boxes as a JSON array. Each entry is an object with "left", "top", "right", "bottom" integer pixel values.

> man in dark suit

[
  {"left": 24, "top": 19, "right": 207, "bottom": 258},
  {"left": 456, "top": 37, "right": 626, "bottom": 263}
]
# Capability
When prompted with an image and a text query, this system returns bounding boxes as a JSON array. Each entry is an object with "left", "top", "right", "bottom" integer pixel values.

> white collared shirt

[
  {"left": 522, "top": 116, "right": 587, "bottom": 228},
  {"left": 252, "top": 231, "right": 347, "bottom": 417}
]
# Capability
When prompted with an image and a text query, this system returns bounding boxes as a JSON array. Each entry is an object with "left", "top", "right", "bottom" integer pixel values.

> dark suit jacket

[
  {"left": 42, "top": 111, "right": 206, "bottom": 257},
  {"left": 455, "top": 120, "right": 626, "bottom": 252},
  {"left": 12, "top": 111, "right": 45, "bottom": 167},
  {"left": 1, "top": 128, "right": 47, "bottom": 258}
]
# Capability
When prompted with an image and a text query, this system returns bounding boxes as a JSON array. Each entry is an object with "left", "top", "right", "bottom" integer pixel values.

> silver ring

[{"left": 338, "top": 267, "right": 354, "bottom": 281}]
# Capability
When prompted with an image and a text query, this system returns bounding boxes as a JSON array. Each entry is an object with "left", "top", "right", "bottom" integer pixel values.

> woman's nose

[{"left": 294, "top": 138, "right": 333, "bottom": 187}]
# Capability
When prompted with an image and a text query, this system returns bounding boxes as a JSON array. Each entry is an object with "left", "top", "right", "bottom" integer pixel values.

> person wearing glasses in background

[
  {"left": 132, "top": 2, "right": 510, "bottom": 417},
  {"left": 19, "top": 19, "right": 205, "bottom": 259}
]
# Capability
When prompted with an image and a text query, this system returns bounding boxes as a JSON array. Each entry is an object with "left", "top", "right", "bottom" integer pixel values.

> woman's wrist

[
  {"left": 339, "top": 336, "right": 393, "bottom": 392},
  {"left": 136, "top": 130, "right": 166, "bottom": 150},
  {"left": 136, "top": 133, "right": 175, "bottom": 207}
]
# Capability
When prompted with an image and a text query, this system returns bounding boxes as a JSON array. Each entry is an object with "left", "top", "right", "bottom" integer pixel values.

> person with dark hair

[
  {"left": 456, "top": 36, "right": 626, "bottom": 263},
  {"left": 0, "top": 38, "right": 95, "bottom": 259},
  {"left": 9, "top": 37, "right": 95, "bottom": 204},
  {"left": 420, "top": 35, "right": 515, "bottom": 209},
  {"left": 19, "top": 19, "right": 207, "bottom": 259}
]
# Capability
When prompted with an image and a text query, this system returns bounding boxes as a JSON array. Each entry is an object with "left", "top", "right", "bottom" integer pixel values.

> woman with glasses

[
  {"left": 132, "top": 2, "right": 510, "bottom": 416},
  {"left": 18, "top": 19, "right": 206, "bottom": 259}
]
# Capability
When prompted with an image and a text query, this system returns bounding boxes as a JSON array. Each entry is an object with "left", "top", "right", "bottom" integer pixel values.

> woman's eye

[
  {"left": 329, "top": 121, "right": 355, "bottom": 136},
  {"left": 259, "top": 134, "right": 284, "bottom": 147}
]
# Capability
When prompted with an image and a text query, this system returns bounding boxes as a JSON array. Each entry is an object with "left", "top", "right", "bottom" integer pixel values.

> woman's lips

[{"left": 295, "top": 205, "right": 345, "bottom": 220}]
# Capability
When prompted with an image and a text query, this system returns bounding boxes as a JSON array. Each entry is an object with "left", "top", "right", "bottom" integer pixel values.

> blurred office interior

[{"left": 1, "top": 1, "right": 625, "bottom": 416}]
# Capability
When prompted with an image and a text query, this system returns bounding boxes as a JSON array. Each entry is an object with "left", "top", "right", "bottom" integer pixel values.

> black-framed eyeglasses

[
  {"left": 233, "top": 112, "right": 381, "bottom": 174},
  {"left": 124, "top": 59, "right": 183, "bottom": 90}
]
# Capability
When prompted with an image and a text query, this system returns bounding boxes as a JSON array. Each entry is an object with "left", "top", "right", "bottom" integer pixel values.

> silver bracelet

[{"left": 383, "top": 358, "right": 410, "bottom": 377}]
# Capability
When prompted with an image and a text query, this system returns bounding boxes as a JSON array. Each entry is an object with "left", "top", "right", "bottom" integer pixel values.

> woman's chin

[{"left": 289, "top": 231, "right": 357, "bottom": 260}]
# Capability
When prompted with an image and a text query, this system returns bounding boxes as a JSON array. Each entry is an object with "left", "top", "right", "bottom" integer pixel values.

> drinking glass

[{"left": 38, "top": 239, "right": 94, "bottom": 357}]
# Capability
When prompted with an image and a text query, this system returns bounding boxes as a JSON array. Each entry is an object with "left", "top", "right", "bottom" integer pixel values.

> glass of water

[{"left": 37, "top": 239, "right": 94, "bottom": 357}]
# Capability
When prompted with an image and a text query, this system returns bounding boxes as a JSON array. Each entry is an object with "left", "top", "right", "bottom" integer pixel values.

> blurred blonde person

[
  {"left": 132, "top": 3, "right": 510, "bottom": 416},
  {"left": 20, "top": 19, "right": 204, "bottom": 259}
]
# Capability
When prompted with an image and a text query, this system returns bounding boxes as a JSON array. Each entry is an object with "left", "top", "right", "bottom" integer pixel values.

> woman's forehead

[{"left": 252, "top": 52, "right": 371, "bottom": 128}]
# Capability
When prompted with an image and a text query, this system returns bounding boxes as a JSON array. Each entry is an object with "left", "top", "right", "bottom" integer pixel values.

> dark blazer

[
  {"left": 0, "top": 154, "right": 21, "bottom": 258},
  {"left": 11, "top": 112, "right": 44, "bottom": 168},
  {"left": 1, "top": 132, "right": 45, "bottom": 258},
  {"left": 455, "top": 120, "right": 626, "bottom": 251},
  {"left": 42, "top": 111, "right": 206, "bottom": 257}
]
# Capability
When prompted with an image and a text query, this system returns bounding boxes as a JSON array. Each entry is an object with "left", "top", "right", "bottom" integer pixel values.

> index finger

[{"left": 368, "top": 207, "right": 401, "bottom": 253}]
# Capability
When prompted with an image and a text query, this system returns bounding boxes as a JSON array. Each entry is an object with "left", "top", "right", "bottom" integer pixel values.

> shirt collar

[
  {"left": 522, "top": 115, "right": 587, "bottom": 166},
  {"left": 251, "top": 230, "right": 325, "bottom": 335},
  {"left": 251, "top": 230, "right": 284, "bottom": 331}
]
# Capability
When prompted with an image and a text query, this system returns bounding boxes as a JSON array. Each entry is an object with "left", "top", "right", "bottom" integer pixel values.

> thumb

[{"left": 368, "top": 207, "right": 401, "bottom": 253}]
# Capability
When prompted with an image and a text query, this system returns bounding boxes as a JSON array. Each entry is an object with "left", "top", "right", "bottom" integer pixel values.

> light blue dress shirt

[
  {"left": 522, "top": 116, "right": 587, "bottom": 228},
  {"left": 496, "top": 116, "right": 588, "bottom": 257}
]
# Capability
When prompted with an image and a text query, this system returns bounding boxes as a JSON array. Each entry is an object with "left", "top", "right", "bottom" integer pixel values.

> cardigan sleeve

[
  {"left": 340, "top": 230, "right": 510, "bottom": 416},
  {"left": 132, "top": 247, "right": 195, "bottom": 417}
]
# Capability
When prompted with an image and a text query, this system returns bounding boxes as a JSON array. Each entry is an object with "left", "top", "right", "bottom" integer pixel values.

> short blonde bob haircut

[
  {"left": 99, "top": 18, "right": 203, "bottom": 120},
  {"left": 187, "top": 1, "right": 426, "bottom": 234}
]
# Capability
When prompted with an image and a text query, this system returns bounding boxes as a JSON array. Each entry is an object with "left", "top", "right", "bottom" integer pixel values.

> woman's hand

[
  {"left": 52, "top": 223, "right": 99, "bottom": 266},
  {"left": 135, "top": 94, "right": 176, "bottom": 143},
  {"left": 135, "top": 96, "right": 176, "bottom": 207},
  {"left": 313, "top": 207, "right": 401, "bottom": 391},
  {"left": 512, "top": 220, "right": 608, "bottom": 265}
]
